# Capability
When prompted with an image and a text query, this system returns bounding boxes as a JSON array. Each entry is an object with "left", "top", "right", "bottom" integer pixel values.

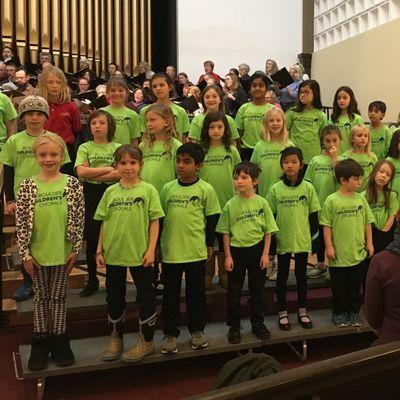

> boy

[
  {"left": 101, "top": 77, "right": 141, "bottom": 145},
  {"left": 216, "top": 161, "right": 278, "bottom": 344},
  {"left": 368, "top": 101, "right": 392, "bottom": 160},
  {"left": 160, "top": 143, "right": 220, "bottom": 353},
  {"left": 320, "top": 159, "right": 375, "bottom": 327}
]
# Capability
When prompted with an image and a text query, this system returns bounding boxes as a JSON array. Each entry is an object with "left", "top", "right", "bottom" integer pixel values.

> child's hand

[
  {"left": 366, "top": 243, "right": 374, "bottom": 258},
  {"left": 6, "top": 201, "right": 16, "bottom": 215},
  {"left": 23, "top": 258, "right": 39, "bottom": 278},
  {"left": 224, "top": 255, "right": 233, "bottom": 272},
  {"left": 96, "top": 254, "right": 105, "bottom": 269},
  {"left": 142, "top": 250, "right": 155, "bottom": 267},
  {"left": 207, "top": 246, "right": 213, "bottom": 262},
  {"left": 260, "top": 253, "right": 269, "bottom": 270},
  {"left": 65, "top": 252, "right": 78, "bottom": 274},
  {"left": 326, "top": 246, "right": 336, "bottom": 260}
]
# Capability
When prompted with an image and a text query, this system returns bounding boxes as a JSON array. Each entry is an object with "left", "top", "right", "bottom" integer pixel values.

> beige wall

[{"left": 312, "top": 17, "right": 400, "bottom": 122}]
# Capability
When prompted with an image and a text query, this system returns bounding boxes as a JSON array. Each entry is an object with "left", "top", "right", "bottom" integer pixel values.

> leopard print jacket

[{"left": 15, "top": 175, "right": 85, "bottom": 262}]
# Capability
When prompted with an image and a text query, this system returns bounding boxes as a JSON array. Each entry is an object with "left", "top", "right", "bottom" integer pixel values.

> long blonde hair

[
  {"left": 37, "top": 65, "right": 71, "bottom": 103},
  {"left": 261, "top": 107, "right": 289, "bottom": 145},
  {"left": 349, "top": 124, "right": 372, "bottom": 154}
]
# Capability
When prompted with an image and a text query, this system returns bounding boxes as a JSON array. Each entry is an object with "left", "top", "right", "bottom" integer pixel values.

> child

[
  {"left": 387, "top": 131, "right": 400, "bottom": 207},
  {"left": 75, "top": 110, "right": 121, "bottom": 297},
  {"left": 15, "top": 133, "right": 84, "bottom": 370},
  {"left": 139, "top": 104, "right": 182, "bottom": 193},
  {"left": 37, "top": 65, "right": 81, "bottom": 174},
  {"left": 1, "top": 96, "right": 71, "bottom": 302},
  {"left": 188, "top": 85, "right": 239, "bottom": 144},
  {"left": 268, "top": 147, "right": 320, "bottom": 330},
  {"left": 235, "top": 73, "right": 274, "bottom": 161},
  {"left": 101, "top": 77, "right": 141, "bottom": 145},
  {"left": 160, "top": 143, "right": 220, "bottom": 354},
  {"left": 304, "top": 125, "right": 342, "bottom": 278},
  {"left": 368, "top": 101, "right": 392, "bottom": 160},
  {"left": 285, "top": 80, "right": 327, "bottom": 167},
  {"left": 199, "top": 110, "right": 241, "bottom": 289},
  {"left": 95, "top": 145, "right": 164, "bottom": 363},
  {"left": 139, "top": 72, "right": 190, "bottom": 142},
  {"left": 342, "top": 125, "right": 378, "bottom": 191},
  {"left": 330, "top": 86, "right": 363, "bottom": 154},
  {"left": 320, "top": 159, "right": 374, "bottom": 327},
  {"left": 216, "top": 161, "right": 278, "bottom": 344}
]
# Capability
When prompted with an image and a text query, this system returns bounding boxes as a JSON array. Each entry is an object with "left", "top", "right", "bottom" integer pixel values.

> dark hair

[
  {"left": 106, "top": 76, "right": 129, "bottom": 93},
  {"left": 88, "top": 110, "right": 116, "bottom": 142},
  {"left": 15, "top": 66, "right": 27, "bottom": 75},
  {"left": 150, "top": 72, "right": 174, "bottom": 97},
  {"left": 279, "top": 146, "right": 304, "bottom": 167},
  {"left": 133, "top": 86, "right": 148, "bottom": 103},
  {"left": 114, "top": 144, "right": 143, "bottom": 163},
  {"left": 203, "top": 60, "right": 215, "bottom": 69},
  {"left": 176, "top": 142, "right": 205, "bottom": 164},
  {"left": 331, "top": 86, "right": 360, "bottom": 123},
  {"left": 250, "top": 72, "right": 269, "bottom": 88},
  {"left": 295, "top": 80, "right": 323, "bottom": 112},
  {"left": 229, "top": 68, "right": 239, "bottom": 76},
  {"left": 200, "top": 110, "right": 232, "bottom": 152},
  {"left": 368, "top": 100, "right": 386, "bottom": 114},
  {"left": 387, "top": 131, "right": 400, "bottom": 158},
  {"left": 334, "top": 159, "right": 364, "bottom": 183},
  {"left": 365, "top": 159, "right": 395, "bottom": 208},
  {"left": 108, "top": 62, "right": 118, "bottom": 70},
  {"left": 320, "top": 124, "right": 342, "bottom": 148},
  {"left": 201, "top": 85, "right": 224, "bottom": 112},
  {"left": 233, "top": 161, "right": 261, "bottom": 180}
]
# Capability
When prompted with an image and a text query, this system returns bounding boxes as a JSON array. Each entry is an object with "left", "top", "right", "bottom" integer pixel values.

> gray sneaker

[
  {"left": 190, "top": 331, "right": 208, "bottom": 350},
  {"left": 160, "top": 335, "right": 178, "bottom": 354},
  {"left": 268, "top": 259, "right": 278, "bottom": 281},
  {"left": 349, "top": 312, "right": 362, "bottom": 327},
  {"left": 307, "top": 264, "right": 327, "bottom": 279},
  {"left": 332, "top": 313, "right": 349, "bottom": 327}
]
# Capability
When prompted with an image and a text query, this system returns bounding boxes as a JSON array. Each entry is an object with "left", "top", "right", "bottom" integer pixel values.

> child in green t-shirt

[
  {"left": 160, "top": 143, "right": 220, "bottom": 354},
  {"left": 320, "top": 159, "right": 375, "bottom": 328},
  {"left": 95, "top": 145, "right": 164, "bottom": 363},
  {"left": 386, "top": 131, "right": 400, "bottom": 208},
  {"left": 16, "top": 133, "right": 84, "bottom": 371},
  {"left": 199, "top": 110, "right": 241, "bottom": 290},
  {"left": 368, "top": 101, "right": 392, "bottom": 160},
  {"left": 75, "top": 110, "right": 121, "bottom": 297},
  {"left": 268, "top": 147, "right": 320, "bottom": 331},
  {"left": 216, "top": 161, "right": 278, "bottom": 344}
]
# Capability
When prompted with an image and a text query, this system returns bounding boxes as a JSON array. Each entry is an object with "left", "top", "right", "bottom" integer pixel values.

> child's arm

[
  {"left": 5, "top": 118, "right": 17, "bottom": 136},
  {"left": 142, "top": 219, "right": 159, "bottom": 267},
  {"left": 91, "top": 169, "right": 120, "bottom": 181},
  {"left": 365, "top": 223, "right": 374, "bottom": 257},
  {"left": 323, "top": 226, "right": 336, "bottom": 260},
  {"left": 260, "top": 233, "right": 271, "bottom": 270},
  {"left": 382, "top": 215, "right": 396, "bottom": 232},
  {"left": 76, "top": 164, "right": 115, "bottom": 179},
  {"left": 222, "top": 234, "right": 233, "bottom": 272},
  {"left": 96, "top": 223, "right": 106, "bottom": 268}
]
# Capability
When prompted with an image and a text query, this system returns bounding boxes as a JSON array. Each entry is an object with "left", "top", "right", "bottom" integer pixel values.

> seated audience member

[
  {"left": 265, "top": 59, "right": 279, "bottom": 79},
  {"left": 278, "top": 63, "right": 304, "bottom": 111},
  {"left": 106, "top": 62, "right": 119, "bottom": 80},
  {"left": 5, "top": 62, "right": 17, "bottom": 82},
  {"left": 77, "top": 77, "right": 90, "bottom": 94},
  {"left": 238, "top": 63, "right": 251, "bottom": 93},
  {"left": 39, "top": 51, "right": 52, "bottom": 66},
  {"left": 2, "top": 45, "right": 13, "bottom": 63},
  {"left": 197, "top": 60, "right": 222, "bottom": 85},
  {"left": 0, "top": 61, "right": 8, "bottom": 85},
  {"left": 223, "top": 73, "right": 248, "bottom": 118},
  {"left": 137, "top": 61, "right": 155, "bottom": 80},
  {"left": 176, "top": 72, "right": 193, "bottom": 97},
  {"left": 132, "top": 87, "right": 148, "bottom": 113}
]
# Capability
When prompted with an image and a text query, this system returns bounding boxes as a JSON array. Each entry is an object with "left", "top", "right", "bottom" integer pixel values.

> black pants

[
  {"left": 60, "top": 143, "right": 77, "bottom": 177},
  {"left": 329, "top": 262, "right": 364, "bottom": 315},
  {"left": 227, "top": 241, "right": 266, "bottom": 328},
  {"left": 162, "top": 261, "right": 206, "bottom": 337},
  {"left": 240, "top": 147, "right": 253, "bottom": 161},
  {"left": 277, "top": 252, "right": 308, "bottom": 311},
  {"left": 106, "top": 265, "right": 156, "bottom": 341},
  {"left": 317, "top": 225, "right": 325, "bottom": 263}
]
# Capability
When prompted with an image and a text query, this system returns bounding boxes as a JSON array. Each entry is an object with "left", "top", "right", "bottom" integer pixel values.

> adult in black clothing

[
  {"left": 223, "top": 73, "right": 248, "bottom": 118},
  {"left": 238, "top": 63, "right": 251, "bottom": 93}
]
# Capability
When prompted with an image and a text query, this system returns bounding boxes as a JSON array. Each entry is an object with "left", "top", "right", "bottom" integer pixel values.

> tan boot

[
  {"left": 205, "top": 253, "right": 216, "bottom": 290},
  {"left": 121, "top": 334, "right": 155, "bottom": 363},
  {"left": 217, "top": 252, "right": 228, "bottom": 289},
  {"left": 101, "top": 331, "right": 123, "bottom": 361}
]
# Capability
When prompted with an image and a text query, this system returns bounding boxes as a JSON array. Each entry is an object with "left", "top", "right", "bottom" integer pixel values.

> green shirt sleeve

[
  {"left": 309, "top": 184, "right": 321, "bottom": 214},
  {"left": 94, "top": 190, "right": 108, "bottom": 221},
  {"left": 319, "top": 197, "right": 332, "bottom": 227},
  {"left": 204, "top": 184, "right": 221, "bottom": 216},
  {"left": 235, "top": 104, "right": 245, "bottom": 130},
  {"left": 285, "top": 110, "right": 293, "bottom": 131},
  {"left": 227, "top": 116, "right": 239, "bottom": 140},
  {"left": 0, "top": 137, "right": 15, "bottom": 166},
  {"left": 188, "top": 115, "right": 202, "bottom": 142},
  {"left": 216, "top": 204, "right": 230, "bottom": 234},
  {"left": 267, "top": 186, "right": 277, "bottom": 214},
  {"left": 303, "top": 158, "right": 315, "bottom": 183},
  {"left": 148, "top": 185, "right": 165, "bottom": 220},
  {"left": 74, "top": 143, "right": 89, "bottom": 168}
]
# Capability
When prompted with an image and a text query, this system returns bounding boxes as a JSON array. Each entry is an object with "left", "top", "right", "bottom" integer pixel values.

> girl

[
  {"left": 16, "top": 133, "right": 84, "bottom": 371},
  {"left": 223, "top": 73, "right": 248, "bottom": 118},
  {"left": 268, "top": 147, "right": 320, "bottom": 331},
  {"left": 387, "top": 131, "right": 400, "bottom": 208},
  {"left": 188, "top": 85, "right": 239, "bottom": 144},
  {"left": 304, "top": 125, "right": 342, "bottom": 278},
  {"left": 75, "top": 110, "right": 121, "bottom": 297},
  {"left": 285, "top": 80, "right": 327, "bottom": 167},
  {"left": 102, "top": 77, "right": 141, "bottom": 145},
  {"left": 199, "top": 110, "right": 241, "bottom": 289},
  {"left": 330, "top": 86, "right": 363, "bottom": 154},
  {"left": 140, "top": 104, "right": 182, "bottom": 193},
  {"left": 139, "top": 72, "right": 190, "bottom": 142},
  {"left": 235, "top": 73, "right": 275, "bottom": 160},
  {"left": 37, "top": 66, "right": 81, "bottom": 174},
  {"left": 343, "top": 125, "right": 378, "bottom": 191},
  {"left": 95, "top": 145, "right": 164, "bottom": 363}
]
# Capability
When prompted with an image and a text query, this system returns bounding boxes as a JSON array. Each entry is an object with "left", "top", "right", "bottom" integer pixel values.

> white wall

[{"left": 177, "top": 0, "right": 303, "bottom": 83}]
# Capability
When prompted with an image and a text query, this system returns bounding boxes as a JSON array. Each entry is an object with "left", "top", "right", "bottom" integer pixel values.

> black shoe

[
  {"left": 278, "top": 315, "right": 291, "bottom": 331},
  {"left": 252, "top": 323, "right": 271, "bottom": 340},
  {"left": 28, "top": 334, "right": 50, "bottom": 371},
  {"left": 227, "top": 327, "right": 241, "bottom": 344},
  {"left": 298, "top": 314, "right": 313, "bottom": 329},
  {"left": 79, "top": 280, "right": 99, "bottom": 297},
  {"left": 51, "top": 333, "right": 75, "bottom": 367}
]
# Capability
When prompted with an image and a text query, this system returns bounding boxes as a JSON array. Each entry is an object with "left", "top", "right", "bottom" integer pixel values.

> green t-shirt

[
  {"left": 330, "top": 114, "right": 363, "bottom": 154},
  {"left": 250, "top": 139, "right": 294, "bottom": 198},
  {"left": 139, "top": 138, "right": 182, "bottom": 193},
  {"left": 342, "top": 150, "right": 378, "bottom": 191},
  {"left": 30, "top": 174, "right": 71, "bottom": 266},
  {"left": 267, "top": 180, "right": 321, "bottom": 254},
  {"left": 75, "top": 141, "right": 121, "bottom": 185},
  {"left": 285, "top": 108, "right": 327, "bottom": 164},
  {"left": 160, "top": 178, "right": 221, "bottom": 263},
  {"left": 320, "top": 191, "right": 375, "bottom": 267},
  {"left": 199, "top": 145, "right": 241, "bottom": 208},
  {"left": 369, "top": 124, "right": 392, "bottom": 160},
  {"left": 140, "top": 103, "right": 190, "bottom": 142},
  {"left": 387, "top": 156, "right": 400, "bottom": 208},
  {"left": 188, "top": 113, "right": 239, "bottom": 142},
  {"left": 0, "top": 130, "right": 71, "bottom": 197},
  {"left": 101, "top": 105, "right": 141, "bottom": 145},
  {"left": 235, "top": 102, "right": 274, "bottom": 149},
  {"left": 361, "top": 190, "right": 398, "bottom": 230},
  {"left": 94, "top": 181, "right": 164, "bottom": 266},
  {"left": 216, "top": 194, "right": 278, "bottom": 247},
  {"left": 0, "top": 93, "right": 18, "bottom": 150}
]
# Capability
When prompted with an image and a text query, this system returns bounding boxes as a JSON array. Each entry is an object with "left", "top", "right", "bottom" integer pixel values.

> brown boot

[
  {"left": 101, "top": 331, "right": 123, "bottom": 361},
  {"left": 205, "top": 253, "right": 216, "bottom": 290},
  {"left": 121, "top": 334, "right": 155, "bottom": 363},
  {"left": 217, "top": 252, "right": 228, "bottom": 289}
]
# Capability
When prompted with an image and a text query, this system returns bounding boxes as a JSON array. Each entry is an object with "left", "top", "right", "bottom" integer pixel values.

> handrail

[{"left": 185, "top": 340, "right": 400, "bottom": 400}]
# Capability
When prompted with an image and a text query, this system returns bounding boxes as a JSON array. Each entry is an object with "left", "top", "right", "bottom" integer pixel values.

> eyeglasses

[{"left": 299, "top": 90, "right": 312, "bottom": 96}]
